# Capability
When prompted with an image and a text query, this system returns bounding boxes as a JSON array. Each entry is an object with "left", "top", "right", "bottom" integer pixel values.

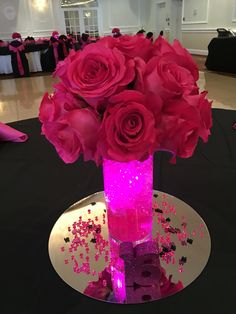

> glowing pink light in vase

[
  {"left": 109, "top": 238, "right": 126, "bottom": 303},
  {"left": 103, "top": 155, "right": 153, "bottom": 243}
]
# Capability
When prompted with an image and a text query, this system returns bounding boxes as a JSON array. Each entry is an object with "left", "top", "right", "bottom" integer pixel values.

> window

[
  {"left": 64, "top": 10, "right": 81, "bottom": 36},
  {"left": 62, "top": 0, "right": 100, "bottom": 38},
  {"left": 83, "top": 9, "right": 99, "bottom": 38}
]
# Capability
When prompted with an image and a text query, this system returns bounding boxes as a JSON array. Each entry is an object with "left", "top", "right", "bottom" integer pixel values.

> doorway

[
  {"left": 155, "top": 1, "right": 167, "bottom": 38},
  {"left": 169, "top": 0, "right": 183, "bottom": 43}
]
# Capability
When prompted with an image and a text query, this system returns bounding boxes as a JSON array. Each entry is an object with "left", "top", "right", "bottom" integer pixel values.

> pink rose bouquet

[{"left": 39, "top": 35, "right": 212, "bottom": 164}]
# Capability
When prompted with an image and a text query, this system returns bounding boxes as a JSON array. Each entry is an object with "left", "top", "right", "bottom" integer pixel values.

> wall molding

[
  {"left": 32, "top": 29, "right": 55, "bottom": 33},
  {"left": 0, "top": 31, "right": 28, "bottom": 35},
  {"left": 102, "top": 26, "right": 138, "bottom": 36},
  {"left": 182, "top": 28, "right": 217, "bottom": 33},
  {"left": 187, "top": 48, "right": 208, "bottom": 56},
  {"left": 108, "top": 25, "right": 140, "bottom": 30},
  {"left": 0, "top": 31, "right": 28, "bottom": 41},
  {"left": 103, "top": 30, "right": 134, "bottom": 36},
  {"left": 233, "top": 0, "right": 236, "bottom": 22},
  {"left": 182, "top": 0, "right": 209, "bottom": 25}
]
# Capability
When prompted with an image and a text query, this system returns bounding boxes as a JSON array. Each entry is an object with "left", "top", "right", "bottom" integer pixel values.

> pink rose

[
  {"left": 153, "top": 35, "right": 174, "bottom": 56},
  {"left": 98, "top": 90, "right": 161, "bottom": 162},
  {"left": 84, "top": 269, "right": 112, "bottom": 300},
  {"left": 198, "top": 91, "right": 213, "bottom": 141},
  {"left": 159, "top": 98, "right": 203, "bottom": 159},
  {"left": 42, "top": 109, "right": 100, "bottom": 163},
  {"left": 183, "top": 91, "right": 212, "bottom": 142},
  {"left": 66, "top": 43, "right": 135, "bottom": 108},
  {"left": 160, "top": 267, "right": 183, "bottom": 297},
  {"left": 99, "top": 35, "right": 153, "bottom": 62},
  {"left": 39, "top": 87, "right": 84, "bottom": 124},
  {"left": 172, "top": 39, "right": 199, "bottom": 81},
  {"left": 133, "top": 57, "right": 146, "bottom": 92},
  {"left": 41, "top": 121, "right": 83, "bottom": 163},
  {"left": 53, "top": 49, "right": 79, "bottom": 87},
  {"left": 144, "top": 54, "right": 198, "bottom": 100},
  {"left": 39, "top": 89, "right": 100, "bottom": 163},
  {"left": 153, "top": 36, "right": 199, "bottom": 81}
]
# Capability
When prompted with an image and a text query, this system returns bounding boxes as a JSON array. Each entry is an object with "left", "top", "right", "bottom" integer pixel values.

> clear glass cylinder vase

[{"left": 103, "top": 155, "right": 153, "bottom": 243}]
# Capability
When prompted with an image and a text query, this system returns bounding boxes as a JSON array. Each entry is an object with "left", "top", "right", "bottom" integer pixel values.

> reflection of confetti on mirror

[{"left": 59, "top": 193, "right": 205, "bottom": 279}]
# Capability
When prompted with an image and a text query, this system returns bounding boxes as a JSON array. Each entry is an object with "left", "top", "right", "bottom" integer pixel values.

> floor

[{"left": 0, "top": 56, "right": 236, "bottom": 123}]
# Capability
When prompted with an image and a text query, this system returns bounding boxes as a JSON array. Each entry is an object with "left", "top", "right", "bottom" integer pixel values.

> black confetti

[
  {"left": 187, "top": 238, "right": 193, "bottom": 244},
  {"left": 64, "top": 237, "right": 70, "bottom": 243},
  {"left": 153, "top": 193, "right": 158, "bottom": 198},
  {"left": 155, "top": 208, "right": 163, "bottom": 213},
  {"left": 90, "top": 238, "right": 97, "bottom": 243},
  {"left": 166, "top": 217, "right": 171, "bottom": 222},
  {"left": 91, "top": 202, "right": 96, "bottom": 206},
  {"left": 179, "top": 256, "right": 187, "bottom": 265},
  {"left": 165, "top": 226, "right": 176, "bottom": 234},
  {"left": 170, "top": 244, "right": 176, "bottom": 251},
  {"left": 95, "top": 227, "right": 101, "bottom": 234},
  {"left": 103, "top": 209, "right": 107, "bottom": 213},
  {"left": 162, "top": 245, "right": 170, "bottom": 253}
]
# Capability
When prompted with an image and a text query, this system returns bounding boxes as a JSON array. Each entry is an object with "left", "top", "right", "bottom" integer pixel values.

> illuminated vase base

[
  {"left": 103, "top": 155, "right": 153, "bottom": 244},
  {"left": 48, "top": 191, "right": 211, "bottom": 304}
]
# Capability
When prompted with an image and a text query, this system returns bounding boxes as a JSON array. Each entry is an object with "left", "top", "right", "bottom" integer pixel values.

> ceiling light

[
  {"left": 32, "top": 0, "right": 48, "bottom": 12},
  {"left": 61, "top": 0, "right": 95, "bottom": 7}
]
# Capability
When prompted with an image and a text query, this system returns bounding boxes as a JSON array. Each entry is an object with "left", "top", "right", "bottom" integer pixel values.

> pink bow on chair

[
  {"left": 9, "top": 44, "right": 25, "bottom": 76},
  {"left": 52, "top": 42, "right": 59, "bottom": 64},
  {"left": 0, "top": 121, "right": 28, "bottom": 142}
]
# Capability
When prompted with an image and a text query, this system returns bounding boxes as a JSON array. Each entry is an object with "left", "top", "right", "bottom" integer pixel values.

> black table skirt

[
  {"left": 0, "top": 43, "right": 49, "bottom": 55},
  {"left": 0, "top": 109, "right": 236, "bottom": 314},
  {"left": 205, "top": 37, "right": 236, "bottom": 73}
]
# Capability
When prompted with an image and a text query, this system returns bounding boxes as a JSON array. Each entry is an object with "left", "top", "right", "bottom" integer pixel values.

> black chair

[{"left": 216, "top": 28, "right": 235, "bottom": 38}]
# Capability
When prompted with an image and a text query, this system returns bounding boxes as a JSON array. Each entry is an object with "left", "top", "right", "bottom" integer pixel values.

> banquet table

[
  {"left": 205, "top": 36, "right": 236, "bottom": 73},
  {"left": 0, "top": 43, "right": 49, "bottom": 74},
  {"left": 0, "top": 108, "right": 236, "bottom": 314}
]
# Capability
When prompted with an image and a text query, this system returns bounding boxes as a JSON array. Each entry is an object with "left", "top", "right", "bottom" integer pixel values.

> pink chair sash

[
  {"left": 52, "top": 42, "right": 59, "bottom": 64},
  {"left": 62, "top": 41, "right": 68, "bottom": 57},
  {"left": 58, "top": 39, "right": 68, "bottom": 58},
  {"left": 9, "top": 44, "right": 25, "bottom": 76}
]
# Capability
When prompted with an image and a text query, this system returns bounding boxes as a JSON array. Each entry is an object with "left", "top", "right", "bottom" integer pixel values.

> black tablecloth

[
  {"left": 1, "top": 109, "right": 236, "bottom": 314},
  {"left": 205, "top": 37, "right": 236, "bottom": 73},
  {"left": 0, "top": 43, "right": 49, "bottom": 56}
]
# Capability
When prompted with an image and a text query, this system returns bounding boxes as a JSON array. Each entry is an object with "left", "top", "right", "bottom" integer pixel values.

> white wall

[
  {"left": 147, "top": 0, "right": 236, "bottom": 33},
  {"left": 182, "top": 0, "right": 236, "bottom": 30},
  {"left": 0, "top": 0, "right": 60, "bottom": 41},
  {"left": 181, "top": 0, "right": 236, "bottom": 54},
  {"left": 1, "top": 0, "right": 236, "bottom": 54},
  {"left": 0, "top": 0, "right": 153, "bottom": 41},
  {"left": 99, "top": 0, "right": 151, "bottom": 36},
  {"left": 146, "top": 0, "right": 236, "bottom": 54}
]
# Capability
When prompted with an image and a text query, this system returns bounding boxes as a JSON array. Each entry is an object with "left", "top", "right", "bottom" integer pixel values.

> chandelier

[{"left": 61, "top": 0, "right": 96, "bottom": 7}]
